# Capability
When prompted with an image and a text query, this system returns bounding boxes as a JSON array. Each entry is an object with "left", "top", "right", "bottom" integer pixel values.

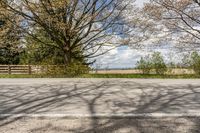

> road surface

[{"left": 0, "top": 78, "right": 200, "bottom": 133}]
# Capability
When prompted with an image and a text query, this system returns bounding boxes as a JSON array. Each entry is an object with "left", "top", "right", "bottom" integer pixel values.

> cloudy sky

[
  {"left": 135, "top": 0, "right": 149, "bottom": 7},
  {"left": 93, "top": 0, "right": 171, "bottom": 69}
]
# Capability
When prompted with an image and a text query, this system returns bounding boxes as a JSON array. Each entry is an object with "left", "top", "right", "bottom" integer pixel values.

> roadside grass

[
  {"left": 0, "top": 74, "right": 47, "bottom": 78},
  {"left": 81, "top": 74, "right": 200, "bottom": 79},
  {"left": 0, "top": 74, "right": 200, "bottom": 78}
]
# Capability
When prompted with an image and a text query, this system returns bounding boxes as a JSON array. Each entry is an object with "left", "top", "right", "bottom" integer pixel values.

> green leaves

[
  {"left": 136, "top": 56, "right": 152, "bottom": 74},
  {"left": 136, "top": 52, "right": 167, "bottom": 75},
  {"left": 0, "top": 4, "right": 22, "bottom": 64},
  {"left": 190, "top": 51, "right": 200, "bottom": 75},
  {"left": 151, "top": 52, "right": 167, "bottom": 75}
]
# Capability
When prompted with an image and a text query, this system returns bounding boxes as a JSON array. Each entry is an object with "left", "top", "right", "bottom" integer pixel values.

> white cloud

[
  {"left": 93, "top": 46, "right": 150, "bottom": 69},
  {"left": 92, "top": 45, "right": 187, "bottom": 69}
]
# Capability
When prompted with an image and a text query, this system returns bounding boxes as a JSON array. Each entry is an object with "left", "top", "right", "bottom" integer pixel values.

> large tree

[
  {"left": 144, "top": 0, "right": 200, "bottom": 50},
  {"left": 21, "top": 28, "right": 88, "bottom": 65},
  {"left": 1, "top": 0, "right": 129, "bottom": 65}
]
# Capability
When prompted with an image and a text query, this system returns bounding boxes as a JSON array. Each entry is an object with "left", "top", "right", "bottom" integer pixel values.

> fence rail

[
  {"left": 0, "top": 65, "right": 87, "bottom": 75},
  {"left": 0, "top": 65, "right": 33, "bottom": 75}
]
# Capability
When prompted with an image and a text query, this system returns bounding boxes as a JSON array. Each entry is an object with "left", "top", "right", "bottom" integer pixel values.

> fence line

[
  {"left": 0, "top": 65, "right": 195, "bottom": 75},
  {"left": 0, "top": 65, "right": 88, "bottom": 75},
  {"left": 0, "top": 65, "right": 33, "bottom": 75}
]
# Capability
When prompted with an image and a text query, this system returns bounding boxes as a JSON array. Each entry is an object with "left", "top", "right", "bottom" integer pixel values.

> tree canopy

[
  {"left": 0, "top": 1, "right": 22, "bottom": 64},
  {"left": 144, "top": 0, "right": 200, "bottom": 49},
  {"left": 1, "top": 0, "right": 128, "bottom": 65}
]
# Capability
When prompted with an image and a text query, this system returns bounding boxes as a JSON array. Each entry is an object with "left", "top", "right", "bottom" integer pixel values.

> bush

[
  {"left": 190, "top": 51, "right": 200, "bottom": 75},
  {"left": 43, "top": 63, "right": 90, "bottom": 77},
  {"left": 151, "top": 52, "right": 167, "bottom": 75},
  {"left": 136, "top": 56, "right": 152, "bottom": 74},
  {"left": 136, "top": 52, "right": 167, "bottom": 75}
]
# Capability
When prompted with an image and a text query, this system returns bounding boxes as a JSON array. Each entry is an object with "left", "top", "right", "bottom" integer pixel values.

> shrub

[
  {"left": 136, "top": 56, "right": 152, "bottom": 74},
  {"left": 151, "top": 52, "right": 167, "bottom": 75},
  {"left": 136, "top": 52, "right": 167, "bottom": 75},
  {"left": 190, "top": 51, "right": 200, "bottom": 75},
  {"left": 43, "top": 63, "right": 90, "bottom": 77}
]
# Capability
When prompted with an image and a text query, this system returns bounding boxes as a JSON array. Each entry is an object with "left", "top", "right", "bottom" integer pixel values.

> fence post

[
  {"left": 28, "top": 65, "right": 32, "bottom": 75},
  {"left": 8, "top": 65, "right": 11, "bottom": 74}
]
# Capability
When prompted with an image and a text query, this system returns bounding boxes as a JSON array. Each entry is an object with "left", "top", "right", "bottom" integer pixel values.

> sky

[
  {"left": 93, "top": 46, "right": 183, "bottom": 69},
  {"left": 93, "top": 0, "right": 194, "bottom": 69},
  {"left": 93, "top": 0, "right": 162, "bottom": 69}
]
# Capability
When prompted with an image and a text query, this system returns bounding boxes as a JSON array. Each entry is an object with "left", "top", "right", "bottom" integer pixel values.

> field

[{"left": 92, "top": 68, "right": 195, "bottom": 75}]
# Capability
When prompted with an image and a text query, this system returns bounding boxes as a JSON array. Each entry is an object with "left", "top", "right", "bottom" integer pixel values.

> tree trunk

[{"left": 64, "top": 52, "right": 71, "bottom": 66}]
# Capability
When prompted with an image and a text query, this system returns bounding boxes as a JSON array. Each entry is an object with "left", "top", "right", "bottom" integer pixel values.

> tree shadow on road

[{"left": 1, "top": 80, "right": 200, "bottom": 132}]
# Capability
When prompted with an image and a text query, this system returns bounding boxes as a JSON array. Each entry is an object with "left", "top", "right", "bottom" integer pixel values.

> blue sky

[
  {"left": 93, "top": 0, "right": 199, "bottom": 69},
  {"left": 93, "top": 0, "right": 189, "bottom": 69},
  {"left": 93, "top": 46, "right": 182, "bottom": 69},
  {"left": 93, "top": 0, "right": 156, "bottom": 69}
]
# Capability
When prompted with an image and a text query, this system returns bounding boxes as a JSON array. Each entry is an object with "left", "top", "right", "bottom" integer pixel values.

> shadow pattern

[{"left": 0, "top": 80, "right": 200, "bottom": 132}]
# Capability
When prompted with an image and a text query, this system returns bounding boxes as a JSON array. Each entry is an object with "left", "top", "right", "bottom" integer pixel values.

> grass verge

[
  {"left": 0, "top": 74, "right": 199, "bottom": 78},
  {"left": 81, "top": 74, "right": 200, "bottom": 79}
]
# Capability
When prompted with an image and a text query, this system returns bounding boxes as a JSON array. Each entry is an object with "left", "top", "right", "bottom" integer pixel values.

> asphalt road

[
  {"left": 0, "top": 78, "right": 200, "bottom": 133},
  {"left": 1, "top": 78, "right": 200, "bottom": 115}
]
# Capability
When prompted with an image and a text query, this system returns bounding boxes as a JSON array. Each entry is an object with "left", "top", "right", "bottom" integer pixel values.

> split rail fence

[{"left": 0, "top": 65, "right": 40, "bottom": 75}]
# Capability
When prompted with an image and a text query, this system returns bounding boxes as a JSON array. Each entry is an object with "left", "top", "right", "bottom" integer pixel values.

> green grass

[
  {"left": 0, "top": 74, "right": 199, "bottom": 78},
  {"left": 0, "top": 74, "right": 46, "bottom": 78},
  {"left": 81, "top": 74, "right": 200, "bottom": 79}
]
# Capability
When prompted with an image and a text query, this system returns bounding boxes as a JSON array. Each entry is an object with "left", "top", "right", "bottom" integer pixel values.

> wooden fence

[
  {"left": 0, "top": 65, "right": 32, "bottom": 74},
  {"left": 0, "top": 65, "right": 88, "bottom": 75},
  {"left": 0, "top": 65, "right": 196, "bottom": 75},
  {"left": 0, "top": 65, "right": 87, "bottom": 75}
]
